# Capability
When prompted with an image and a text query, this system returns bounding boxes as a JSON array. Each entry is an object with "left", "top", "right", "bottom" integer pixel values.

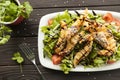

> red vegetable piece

[
  {"left": 103, "top": 13, "right": 114, "bottom": 22},
  {"left": 52, "top": 54, "right": 62, "bottom": 65},
  {"left": 107, "top": 60, "right": 116, "bottom": 64},
  {"left": 113, "top": 18, "right": 120, "bottom": 26},
  {"left": 48, "top": 19, "right": 53, "bottom": 25}
]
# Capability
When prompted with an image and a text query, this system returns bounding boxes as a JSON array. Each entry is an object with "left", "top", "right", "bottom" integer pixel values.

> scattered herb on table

[
  {"left": 0, "top": 25, "right": 12, "bottom": 45},
  {"left": 12, "top": 52, "right": 24, "bottom": 73}
]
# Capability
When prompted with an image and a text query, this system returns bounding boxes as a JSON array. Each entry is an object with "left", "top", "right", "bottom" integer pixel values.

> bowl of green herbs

[{"left": 0, "top": 0, "right": 33, "bottom": 25}]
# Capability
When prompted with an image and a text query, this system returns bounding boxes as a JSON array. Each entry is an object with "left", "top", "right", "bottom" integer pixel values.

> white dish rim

[{"left": 38, "top": 10, "right": 120, "bottom": 72}]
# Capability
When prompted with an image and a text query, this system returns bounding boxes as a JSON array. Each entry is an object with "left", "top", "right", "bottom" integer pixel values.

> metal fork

[{"left": 19, "top": 43, "right": 46, "bottom": 80}]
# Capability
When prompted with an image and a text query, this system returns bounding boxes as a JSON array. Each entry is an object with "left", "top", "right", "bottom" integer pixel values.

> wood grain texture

[
  {"left": 0, "top": 37, "right": 40, "bottom": 65},
  {"left": 0, "top": 0, "right": 120, "bottom": 80},
  {"left": 0, "top": 65, "right": 120, "bottom": 80},
  {"left": 20, "top": 0, "right": 120, "bottom": 8}
]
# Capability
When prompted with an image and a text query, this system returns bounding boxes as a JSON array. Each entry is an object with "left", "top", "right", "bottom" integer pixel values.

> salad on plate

[{"left": 41, "top": 9, "right": 120, "bottom": 74}]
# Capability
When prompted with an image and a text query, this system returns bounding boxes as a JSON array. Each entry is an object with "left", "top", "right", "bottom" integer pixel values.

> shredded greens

[
  {"left": 60, "top": 52, "right": 74, "bottom": 74},
  {"left": 41, "top": 10, "right": 75, "bottom": 58},
  {"left": 41, "top": 10, "right": 120, "bottom": 74}
]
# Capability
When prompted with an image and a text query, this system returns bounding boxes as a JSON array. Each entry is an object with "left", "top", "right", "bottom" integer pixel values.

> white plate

[{"left": 38, "top": 10, "right": 120, "bottom": 72}]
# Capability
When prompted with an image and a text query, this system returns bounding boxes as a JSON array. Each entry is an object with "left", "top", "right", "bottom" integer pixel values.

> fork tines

[{"left": 19, "top": 43, "right": 35, "bottom": 60}]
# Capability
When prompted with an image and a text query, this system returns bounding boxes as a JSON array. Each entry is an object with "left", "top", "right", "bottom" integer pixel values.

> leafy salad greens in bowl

[
  {"left": 40, "top": 9, "right": 120, "bottom": 74},
  {"left": 0, "top": 0, "right": 33, "bottom": 25}
]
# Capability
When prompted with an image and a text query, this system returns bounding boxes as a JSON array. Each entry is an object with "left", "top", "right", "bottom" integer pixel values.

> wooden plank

[
  {"left": 0, "top": 65, "right": 120, "bottom": 80},
  {"left": 11, "top": 24, "right": 38, "bottom": 37},
  {"left": 0, "top": 37, "right": 40, "bottom": 65},
  {"left": 0, "top": 65, "right": 49, "bottom": 75},
  {"left": 0, "top": 65, "right": 45, "bottom": 80},
  {"left": 20, "top": 0, "right": 120, "bottom": 8}
]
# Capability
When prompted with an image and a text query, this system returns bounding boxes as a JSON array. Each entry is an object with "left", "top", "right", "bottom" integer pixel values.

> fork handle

[{"left": 32, "top": 60, "right": 46, "bottom": 80}]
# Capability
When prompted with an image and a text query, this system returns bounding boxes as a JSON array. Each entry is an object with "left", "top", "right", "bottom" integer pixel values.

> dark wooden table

[{"left": 0, "top": 0, "right": 120, "bottom": 80}]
